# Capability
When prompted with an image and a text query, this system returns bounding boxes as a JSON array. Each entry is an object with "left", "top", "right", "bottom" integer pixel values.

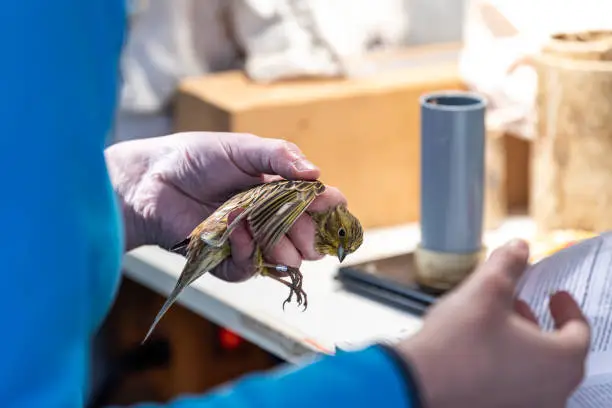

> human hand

[
  {"left": 105, "top": 132, "right": 346, "bottom": 281},
  {"left": 394, "top": 240, "right": 590, "bottom": 408}
]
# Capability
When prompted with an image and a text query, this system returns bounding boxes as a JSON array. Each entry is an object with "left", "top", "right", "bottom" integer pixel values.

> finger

[
  {"left": 469, "top": 239, "right": 530, "bottom": 306},
  {"left": 214, "top": 210, "right": 256, "bottom": 282},
  {"left": 513, "top": 299, "right": 539, "bottom": 326},
  {"left": 151, "top": 186, "right": 211, "bottom": 250},
  {"left": 550, "top": 292, "right": 586, "bottom": 330},
  {"left": 262, "top": 174, "right": 284, "bottom": 183},
  {"left": 287, "top": 213, "right": 324, "bottom": 261},
  {"left": 265, "top": 235, "right": 303, "bottom": 269},
  {"left": 550, "top": 291, "right": 591, "bottom": 354},
  {"left": 227, "top": 223, "right": 255, "bottom": 269},
  {"left": 307, "top": 185, "right": 347, "bottom": 212},
  {"left": 219, "top": 226, "right": 303, "bottom": 281},
  {"left": 258, "top": 180, "right": 345, "bottom": 258},
  {"left": 214, "top": 229, "right": 256, "bottom": 283},
  {"left": 228, "top": 135, "right": 320, "bottom": 181}
]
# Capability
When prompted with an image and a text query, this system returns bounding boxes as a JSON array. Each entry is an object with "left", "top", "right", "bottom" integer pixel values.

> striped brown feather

[{"left": 247, "top": 180, "right": 325, "bottom": 253}]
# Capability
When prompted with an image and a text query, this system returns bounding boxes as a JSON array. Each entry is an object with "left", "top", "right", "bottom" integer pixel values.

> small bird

[{"left": 142, "top": 179, "right": 363, "bottom": 343}]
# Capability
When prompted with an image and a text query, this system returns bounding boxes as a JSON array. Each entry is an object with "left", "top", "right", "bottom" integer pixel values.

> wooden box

[{"left": 174, "top": 44, "right": 465, "bottom": 229}]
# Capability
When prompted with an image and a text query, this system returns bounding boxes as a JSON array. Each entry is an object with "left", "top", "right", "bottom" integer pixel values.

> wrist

[
  {"left": 115, "top": 190, "right": 147, "bottom": 252},
  {"left": 378, "top": 343, "right": 426, "bottom": 408},
  {"left": 105, "top": 142, "right": 152, "bottom": 252},
  {"left": 390, "top": 335, "right": 458, "bottom": 408}
]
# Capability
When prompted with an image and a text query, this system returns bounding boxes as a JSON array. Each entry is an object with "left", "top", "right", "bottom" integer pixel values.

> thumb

[
  {"left": 228, "top": 134, "right": 320, "bottom": 180},
  {"left": 549, "top": 291, "right": 591, "bottom": 356},
  {"left": 467, "top": 239, "right": 530, "bottom": 309}
]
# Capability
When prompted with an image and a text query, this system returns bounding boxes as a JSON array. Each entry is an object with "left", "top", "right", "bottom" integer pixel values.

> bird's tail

[
  {"left": 141, "top": 282, "right": 186, "bottom": 345},
  {"left": 169, "top": 237, "right": 190, "bottom": 256}
]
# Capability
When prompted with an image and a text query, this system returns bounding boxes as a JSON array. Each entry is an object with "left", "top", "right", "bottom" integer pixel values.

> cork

[{"left": 531, "top": 30, "right": 612, "bottom": 232}]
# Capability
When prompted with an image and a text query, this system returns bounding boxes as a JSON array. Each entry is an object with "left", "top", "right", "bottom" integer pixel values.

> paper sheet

[
  {"left": 518, "top": 232, "right": 612, "bottom": 404},
  {"left": 569, "top": 374, "right": 612, "bottom": 408}
]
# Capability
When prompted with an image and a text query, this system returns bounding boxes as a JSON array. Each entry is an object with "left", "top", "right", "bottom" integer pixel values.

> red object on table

[{"left": 218, "top": 327, "right": 243, "bottom": 350}]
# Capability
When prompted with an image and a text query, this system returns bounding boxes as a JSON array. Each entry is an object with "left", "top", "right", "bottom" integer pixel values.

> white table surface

[{"left": 122, "top": 216, "right": 536, "bottom": 364}]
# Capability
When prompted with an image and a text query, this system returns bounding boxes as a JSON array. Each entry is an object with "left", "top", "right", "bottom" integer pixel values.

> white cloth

[
  {"left": 113, "top": 0, "right": 469, "bottom": 143},
  {"left": 459, "top": 0, "right": 612, "bottom": 139},
  {"left": 120, "top": 0, "right": 241, "bottom": 115},
  {"left": 117, "top": 0, "right": 409, "bottom": 115}
]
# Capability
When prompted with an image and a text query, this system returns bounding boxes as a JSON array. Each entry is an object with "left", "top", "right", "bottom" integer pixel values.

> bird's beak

[{"left": 337, "top": 246, "right": 346, "bottom": 263}]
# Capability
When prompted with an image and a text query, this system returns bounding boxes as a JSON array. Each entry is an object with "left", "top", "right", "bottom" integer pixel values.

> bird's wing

[
  {"left": 198, "top": 186, "right": 265, "bottom": 247},
  {"left": 143, "top": 241, "right": 230, "bottom": 343},
  {"left": 169, "top": 237, "right": 190, "bottom": 256},
  {"left": 141, "top": 273, "right": 190, "bottom": 344},
  {"left": 248, "top": 181, "right": 326, "bottom": 254}
]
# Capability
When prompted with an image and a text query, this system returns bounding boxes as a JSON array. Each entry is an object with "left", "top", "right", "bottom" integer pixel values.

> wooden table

[{"left": 121, "top": 216, "right": 535, "bottom": 363}]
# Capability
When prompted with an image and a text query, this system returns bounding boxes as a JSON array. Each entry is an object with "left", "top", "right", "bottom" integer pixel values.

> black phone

[{"left": 335, "top": 252, "right": 442, "bottom": 316}]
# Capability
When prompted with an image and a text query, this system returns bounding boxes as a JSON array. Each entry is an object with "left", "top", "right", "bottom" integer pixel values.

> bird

[{"left": 142, "top": 179, "right": 363, "bottom": 344}]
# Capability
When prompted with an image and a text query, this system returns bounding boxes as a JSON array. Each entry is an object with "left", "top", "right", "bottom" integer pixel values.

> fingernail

[
  {"left": 292, "top": 158, "right": 318, "bottom": 172},
  {"left": 505, "top": 238, "right": 529, "bottom": 253},
  {"left": 287, "top": 146, "right": 306, "bottom": 159},
  {"left": 506, "top": 238, "right": 524, "bottom": 247}
]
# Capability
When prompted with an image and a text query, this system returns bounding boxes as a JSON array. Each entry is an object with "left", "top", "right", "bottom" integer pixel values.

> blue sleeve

[
  {"left": 0, "top": 2, "right": 416, "bottom": 408},
  {"left": 0, "top": 1, "right": 126, "bottom": 407},
  {"left": 131, "top": 346, "right": 413, "bottom": 408}
]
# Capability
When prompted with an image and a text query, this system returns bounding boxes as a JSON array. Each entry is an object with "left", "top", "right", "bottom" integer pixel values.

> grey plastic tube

[{"left": 419, "top": 91, "right": 487, "bottom": 254}]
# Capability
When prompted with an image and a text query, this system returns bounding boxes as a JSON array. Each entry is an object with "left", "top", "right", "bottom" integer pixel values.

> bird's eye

[{"left": 338, "top": 227, "right": 346, "bottom": 237}]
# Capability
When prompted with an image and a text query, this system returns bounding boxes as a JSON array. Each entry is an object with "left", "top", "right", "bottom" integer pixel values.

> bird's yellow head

[{"left": 312, "top": 204, "right": 364, "bottom": 263}]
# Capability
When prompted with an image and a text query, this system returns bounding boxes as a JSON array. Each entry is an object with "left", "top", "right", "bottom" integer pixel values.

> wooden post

[
  {"left": 531, "top": 30, "right": 612, "bottom": 232},
  {"left": 484, "top": 128, "right": 506, "bottom": 230}
]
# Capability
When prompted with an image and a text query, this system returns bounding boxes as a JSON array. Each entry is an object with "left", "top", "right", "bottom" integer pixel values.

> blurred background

[
  {"left": 112, "top": 0, "right": 466, "bottom": 143},
  {"left": 95, "top": 0, "right": 612, "bottom": 406}
]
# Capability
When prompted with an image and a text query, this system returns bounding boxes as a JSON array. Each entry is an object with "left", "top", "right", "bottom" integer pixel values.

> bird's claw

[
  {"left": 264, "top": 263, "right": 308, "bottom": 312},
  {"left": 282, "top": 286, "right": 308, "bottom": 311}
]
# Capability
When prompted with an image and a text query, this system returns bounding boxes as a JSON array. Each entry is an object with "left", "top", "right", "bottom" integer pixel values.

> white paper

[
  {"left": 519, "top": 234, "right": 612, "bottom": 354},
  {"left": 518, "top": 232, "right": 612, "bottom": 403},
  {"left": 569, "top": 374, "right": 612, "bottom": 408}
]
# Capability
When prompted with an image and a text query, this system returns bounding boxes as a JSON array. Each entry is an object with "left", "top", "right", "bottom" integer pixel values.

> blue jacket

[{"left": 0, "top": 1, "right": 419, "bottom": 407}]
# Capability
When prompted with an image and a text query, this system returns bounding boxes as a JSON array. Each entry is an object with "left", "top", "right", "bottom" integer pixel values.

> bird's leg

[
  {"left": 261, "top": 268, "right": 299, "bottom": 307},
  {"left": 284, "top": 266, "right": 307, "bottom": 310},
  {"left": 253, "top": 247, "right": 308, "bottom": 311},
  {"left": 261, "top": 263, "right": 308, "bottom": 311},
  {"left": 291, "top": 269, "right": 307, "bottom": 310},
  {"left": 285, "top": 267, "right": 306, "bottom": 307}
]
